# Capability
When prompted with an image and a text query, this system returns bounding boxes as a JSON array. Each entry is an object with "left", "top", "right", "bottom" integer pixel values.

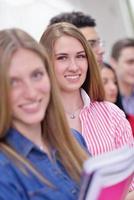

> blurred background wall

[{"left": 0, "top": 0, "right": 134, "bottom": 61}]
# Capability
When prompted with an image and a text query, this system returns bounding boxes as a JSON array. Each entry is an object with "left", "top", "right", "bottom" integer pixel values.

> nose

[
  {"left": 98, "top": 45, "right": 105, "bottom": 55},
  {"left": 94, "top": 42, "right": 105, "bottom": 57},
  {"left": 94, "top": 42, "right": 105, "bottom": 65},
  {"left": 23, "top": 81, "right": 37, "bottom": 99},
  {"left": 68, "top": 57, "right": 79, "bottom": 71}
]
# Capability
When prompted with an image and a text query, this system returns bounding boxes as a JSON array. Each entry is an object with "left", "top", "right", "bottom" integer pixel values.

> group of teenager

[{"left": 0, "top": 11, "right": 134, "bottom": 200}]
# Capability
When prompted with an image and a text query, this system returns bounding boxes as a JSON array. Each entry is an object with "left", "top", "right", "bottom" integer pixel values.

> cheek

[
  {"left": 115, "top": 86, "right": 118, "bottom": 93},
  {"left": 104, "top": 85, "right": 109, "bottom": 94},
  {"left": 54, "top": 60, "right": 68, "bottom": 73},
  {"left": 40, "top": 78, "right": 51, "bottom": 94},
  {"left": 125, "top": 67, "right": 132, "bottom": 75},
  {"left": 10, "top": 89, "right": 21, "bottom": 105},
  {"left": 103, "top": 82, "right": 111, "bottom": 92},
  {"left": 118, "top": 64, "right": 126, "bottom": 75},
  {"left": 54, "top": 64, "right": 64, "bottom": 76}
]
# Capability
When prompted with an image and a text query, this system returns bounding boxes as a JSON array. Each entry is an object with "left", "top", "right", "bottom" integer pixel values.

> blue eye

[
  {"left": 77, "top": 54, "right": 86, "bottom": 59},
  {"left": 32, "top": 71, "right": 44, "bottom": 80},
  {"left": 10, "top": 78, "right": 20, "bottom": 87},
  {"left": 56, "top": 56, "right": 67, "bottom": 61}
]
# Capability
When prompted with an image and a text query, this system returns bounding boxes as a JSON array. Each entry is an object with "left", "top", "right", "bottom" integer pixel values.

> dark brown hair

[{"left": 111, "top": 38, "right": 134, "bottom": 60}]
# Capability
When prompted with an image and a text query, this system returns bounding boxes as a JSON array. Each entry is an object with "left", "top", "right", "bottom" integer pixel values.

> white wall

[
  {"left": 0, "top": 0, "right": 76, "bottom": 39},
  {"left": 0, "top": 0, "right": 133, "bottom": 60}
]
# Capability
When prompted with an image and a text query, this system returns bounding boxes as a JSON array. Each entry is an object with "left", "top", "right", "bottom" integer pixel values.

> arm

[
  {"left": 113, "top": 108, "right": 134, "bottom": 148},
  {"left": 0, "top": 181, "right": 28, "bottom": 200},
  {"left": 0, "top": 160, "right": 29, "bottom": 200},
  {"left": 125, "top": 191, "right": 134, "bottom": 200}
]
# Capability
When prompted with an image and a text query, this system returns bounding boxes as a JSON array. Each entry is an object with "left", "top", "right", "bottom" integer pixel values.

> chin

[
  {"left": 22, "top": 117, "right": 44, "bottom": 125},
  {"left": 29, "top": 112, "right": 45, "bottom": 123},
  {"left": 109, "top": 98, "right": 116, "bottom": 103},
  {"left": 14, "top": 112, "right": 45, "bottom": 126}
]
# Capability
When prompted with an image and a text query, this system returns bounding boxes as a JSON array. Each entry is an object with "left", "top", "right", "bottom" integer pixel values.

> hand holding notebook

[{"left": 79, "top": 145, "right": 134, "bottom": 200}]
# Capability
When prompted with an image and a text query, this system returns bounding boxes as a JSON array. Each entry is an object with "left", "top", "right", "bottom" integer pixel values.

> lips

[
  {"left": 110, "top": 94, "right": 116, "bottom": 98},
  {"left": 64, "top": 74, "right": 80, "bottom": 81},
  {"left": 98, "top": 58, "right": 103, "bottom": 65},
  {"left": 19, "top": 100, "right": 41, "bottom": 113}
]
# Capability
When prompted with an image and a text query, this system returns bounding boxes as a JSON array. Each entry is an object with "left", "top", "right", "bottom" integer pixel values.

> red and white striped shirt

[{"left": 80, "top": 90, "right": 134, "bottom": 191}]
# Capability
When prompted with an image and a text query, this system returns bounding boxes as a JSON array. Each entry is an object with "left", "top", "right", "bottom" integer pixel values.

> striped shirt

[{"left": 80, "top": 89, "right": 134, "bottom": 191}]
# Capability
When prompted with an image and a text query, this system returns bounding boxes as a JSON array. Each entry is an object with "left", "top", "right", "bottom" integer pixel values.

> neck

[
  {"left": 118, "top": 81, "right": 134, "bottom": 96},
  {"left": 60, "top": 90, "right": 83, "bottom": 132},
  {"left": 13, "top": 122, "right": 44, "bottom": 147},
  {"left": 60, "top": 90, "right": 83, "bottom": 113},
  {"left": 12, "top": 121, "right": 50, "bottom": 156}
]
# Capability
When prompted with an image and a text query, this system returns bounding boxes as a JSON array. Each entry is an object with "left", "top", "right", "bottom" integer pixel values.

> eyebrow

[
  {"left": 88, "top": 38, "right": 100, "bottom": 42},
  {"left": 126, "top": 58, "right": 134, "bottom": 62},
  {"left": 77, "top": 51, "right": 86, "bottom": 54},
  {"left": 55, "top": 51, "right": 85, "bottom": 56},
  {"left": 55, "top": 53, "right": 67, "bottom": 56},
  {"left": 9, "top": 66, "right": 45, "bottom": 77}
]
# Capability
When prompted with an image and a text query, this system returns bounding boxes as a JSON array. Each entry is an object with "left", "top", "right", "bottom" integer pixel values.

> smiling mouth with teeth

[
  {"left": 20, "top": 101, "right": 41, "bottom": 113},
  {"left": 65, "top": 74, "right": 80, "bottom": 79}
]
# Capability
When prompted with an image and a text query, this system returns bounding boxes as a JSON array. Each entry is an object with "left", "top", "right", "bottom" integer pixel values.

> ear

[{"left": 109, "top": 57, "right": 118, "bottom": 70}]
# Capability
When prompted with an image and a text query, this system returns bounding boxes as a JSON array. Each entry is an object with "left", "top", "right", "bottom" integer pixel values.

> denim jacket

[{"left": 0, "top": 128, "right": 88, "bottom": 200}]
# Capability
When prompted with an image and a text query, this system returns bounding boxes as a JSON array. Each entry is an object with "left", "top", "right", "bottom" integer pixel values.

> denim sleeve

[
  {"left": 0, "top": 177, "right": 30, "bottom": 200},
  {"left": 0, "top": 182, "right": 28, "bottom": 200},
  {"left": 0, "top": 161, "right": 29, "bottom": 200},
  {"left": 71, "top": 128, "right": 91, "bottom": 155}
]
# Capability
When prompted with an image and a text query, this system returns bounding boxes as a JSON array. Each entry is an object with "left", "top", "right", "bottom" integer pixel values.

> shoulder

[
  {"left": 90, "top": 101, "right": 126, "bottom": 118},
  {"left": 0, "top": 151, "right": 17, "bottom": 180},
  {"left": 92, "top": 102, "right": 133, "bottom": 140},
  {"left": 0, "top": 152, "right": 28, "bottom": 200},
  {"left": 0, "top": 151, "right": 23, "bottom": 182},
  {"left": 0, "top": 151, "right": 16, "bottom": 189},
  {"left": 82, "top": 101, "right": 130, "bottom": 133},
  {"left": 0, "top": 151, "right": 10, "bottom": 167}
]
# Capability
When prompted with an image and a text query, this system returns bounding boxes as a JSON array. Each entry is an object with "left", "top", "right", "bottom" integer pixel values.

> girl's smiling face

[
  {"left": 53, "top": 35, "right": 88, "bottom": 93},
  {"left": 9, "top": 48, "right": 51, "bottom": 129}
]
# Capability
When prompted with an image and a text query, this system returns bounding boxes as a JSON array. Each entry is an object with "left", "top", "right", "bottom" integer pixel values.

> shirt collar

[
  {"left": 80, "top": 88, "right": 90, "bottom": 107},
  {"left": 6, "top": 128, "right": 35, "bottom": 157}
]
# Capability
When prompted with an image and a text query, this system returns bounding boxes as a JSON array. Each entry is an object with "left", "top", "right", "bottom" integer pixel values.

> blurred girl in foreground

[{"left": 0, "top": 28, "right": 88, "bottom": 200}]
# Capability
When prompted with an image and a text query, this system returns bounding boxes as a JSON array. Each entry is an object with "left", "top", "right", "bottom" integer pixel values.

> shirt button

[
  {"left": 53, "top": 169, "right": 60, "bottom": 175},
  {"left": 54, "top": 171, "right": 59, "bottom": 175},
  {"left": 71, "top": 189, "right": 77, "bottom": 195}
]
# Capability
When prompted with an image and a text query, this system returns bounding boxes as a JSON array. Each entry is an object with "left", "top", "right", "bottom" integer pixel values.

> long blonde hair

[
  {"left": 0, "top": 28, "right": 88, "bottom": 183},
  {"left": 40, "top": 22, "right": 105, "bottom": 101}
]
